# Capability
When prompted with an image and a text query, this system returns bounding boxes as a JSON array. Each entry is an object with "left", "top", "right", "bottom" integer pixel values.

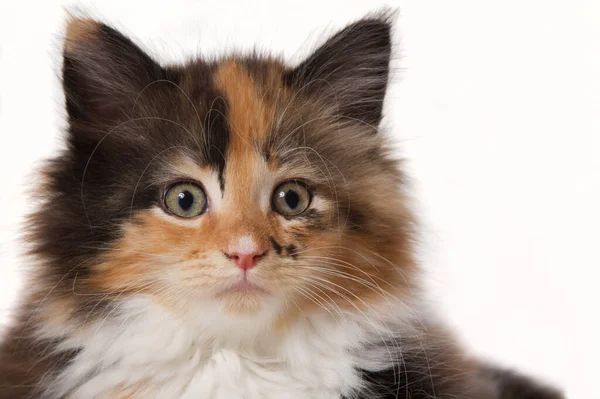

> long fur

[{"left": 0, "top": 12, "right": 562, "bottom": 399}]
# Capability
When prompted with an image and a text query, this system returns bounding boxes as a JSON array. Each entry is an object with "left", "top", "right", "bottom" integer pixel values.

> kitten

[{"left": 0, "top": 12, "right": 563, "bottom": 399}]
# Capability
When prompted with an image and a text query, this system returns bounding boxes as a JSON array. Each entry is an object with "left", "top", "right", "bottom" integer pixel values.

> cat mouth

[{"left": 216, "top": 279, "right": 268, "bottom": 297}]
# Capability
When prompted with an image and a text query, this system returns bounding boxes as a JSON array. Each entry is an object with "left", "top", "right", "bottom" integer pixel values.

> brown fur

[{"left": 64, "top": 17, "right": 99, "bottom": 51}]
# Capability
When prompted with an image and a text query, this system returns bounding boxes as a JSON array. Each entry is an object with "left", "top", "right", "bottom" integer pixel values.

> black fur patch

[
  {"left": 270, "top": 236, "right": 283, "bottom": 255},
  {"left": 203, "top": 95, "right": 230, "bottom": 191},
  {"left": 349, "top": 350, "right": 564, "bottom": 399},
  {"left": 285, "top": 244, "right": 298, "bottom": 259},
  {"left": 269, "top": 237, "right": 298, "bottom": 259}
]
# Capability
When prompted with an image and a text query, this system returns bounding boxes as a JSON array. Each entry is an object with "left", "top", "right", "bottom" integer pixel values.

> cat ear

[
  {"left": 62, "top": 18, "right": 165, "bottom": 124},
  {"left": 284, "top": 14, "right": 393, "bottom": 127}
]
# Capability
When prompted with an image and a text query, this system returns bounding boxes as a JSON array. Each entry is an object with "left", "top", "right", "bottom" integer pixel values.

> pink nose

[{"left": 225, "top": 251, "right": 266, "bottom": 271}]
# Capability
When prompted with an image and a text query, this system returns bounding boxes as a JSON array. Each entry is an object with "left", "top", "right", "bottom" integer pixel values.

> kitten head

[{"left": 31, "top": 13, "right": 415, "bottom": 331}]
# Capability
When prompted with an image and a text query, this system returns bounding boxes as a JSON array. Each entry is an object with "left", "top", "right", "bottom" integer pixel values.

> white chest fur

[{"left": 40, "top": 297, "right": 404, "bottom": 399}]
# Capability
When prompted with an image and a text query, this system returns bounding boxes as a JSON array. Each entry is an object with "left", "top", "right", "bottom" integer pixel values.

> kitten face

[{"left": 31, "top": 16, "right": 415, "bottom": 325}]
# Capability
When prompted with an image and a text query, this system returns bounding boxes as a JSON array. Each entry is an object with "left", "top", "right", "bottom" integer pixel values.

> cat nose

[
  {"left": 224, "top": 250, "right": 266, "bottom": 271},
  {"left": 224, "top": 235, "right": 267, "bottom": 271}
]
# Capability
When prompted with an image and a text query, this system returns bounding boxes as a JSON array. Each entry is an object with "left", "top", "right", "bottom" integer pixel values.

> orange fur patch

[
  {"left": 214, "top": 60, "right": 273, "bottom": 145},
  {"left": 214, "top": 60, "right": 272, "bottom": 198},
  {"left": 89, "top": 210, "right": 212, "bottom": 296}
]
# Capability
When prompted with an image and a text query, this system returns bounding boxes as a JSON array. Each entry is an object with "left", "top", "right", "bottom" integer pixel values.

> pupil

[
  {"left": 178, "top": 191, "right": 194, "bottom": 210},
  {"left": 285, "top": 190, "right": 300, "bottom": 209}
]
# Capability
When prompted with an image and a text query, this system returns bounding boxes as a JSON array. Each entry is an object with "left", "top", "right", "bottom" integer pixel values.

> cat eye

[
  {"left": 272, "top": 180, "right": 311, "bottom": 217},
  {"left": 163, "top": 182, "right": 208, "bottom": 218}
]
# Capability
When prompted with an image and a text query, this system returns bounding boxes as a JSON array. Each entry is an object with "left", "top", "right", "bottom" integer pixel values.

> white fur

[
  {"left": 230, "top": 235, "right": 258, "bottom": 255},
  {"left": 38, "top": 295, "right": 415, "bottom": 399}
]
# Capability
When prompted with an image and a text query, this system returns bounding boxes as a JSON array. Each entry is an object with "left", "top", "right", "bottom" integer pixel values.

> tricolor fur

[{"left": 0, "top": 12, "right": 562, "bottom": 399}]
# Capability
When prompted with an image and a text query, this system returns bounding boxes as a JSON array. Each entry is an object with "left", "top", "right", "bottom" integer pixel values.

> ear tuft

[
  {"left": 285, "top": 12, "right": 394, "bottom": 128},
  {"left": 64, "top": 17, "right": 101, "bottom": 52}
]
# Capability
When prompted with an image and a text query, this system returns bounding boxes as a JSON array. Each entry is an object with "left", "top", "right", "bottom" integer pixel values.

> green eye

[
  {"left": 163, "top": 182, "right": 207, "bottom": 218},
  {"left": 272, "top": 180, "right": 311, "bottom": 217}
]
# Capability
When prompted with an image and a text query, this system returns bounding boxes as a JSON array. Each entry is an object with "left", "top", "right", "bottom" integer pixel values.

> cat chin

[{"left": 216, "top": 290, "right": 270, "bottom": 315}]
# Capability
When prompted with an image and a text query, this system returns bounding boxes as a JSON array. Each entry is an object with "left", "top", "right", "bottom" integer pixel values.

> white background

[{"left": 0, "top": 1, "right": 598, "bottom": 397}]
